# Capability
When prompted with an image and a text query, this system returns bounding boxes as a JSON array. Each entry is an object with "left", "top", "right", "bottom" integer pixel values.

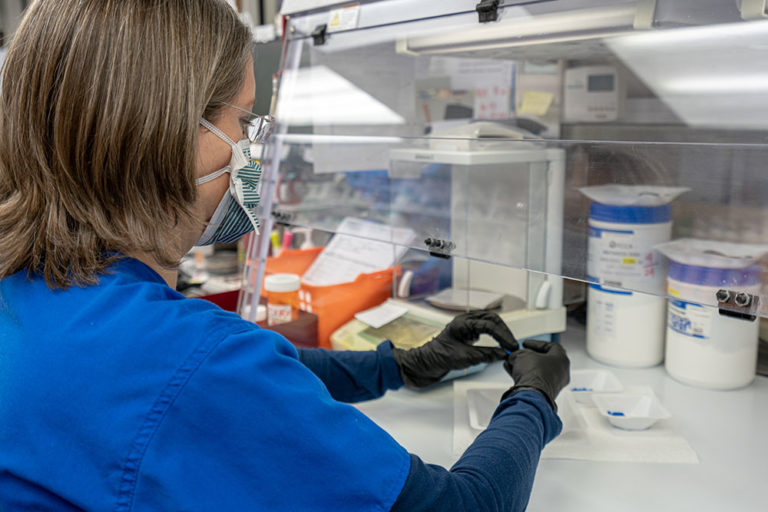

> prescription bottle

[
  {"left": 264, "top": 273, "right": 300, "bottom": 326},
  {"left": 586, "top": 203, "right": 672, "bottom": 367}
]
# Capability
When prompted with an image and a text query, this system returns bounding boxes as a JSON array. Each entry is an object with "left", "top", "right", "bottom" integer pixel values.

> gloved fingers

[
  {"left": 503, "top": 350, "right": 523, "bottom": 377},
  {"left": 462, "top": 314, "right": 519, "bottom": 352},
  {"left": 454, "top": 310, "right": 493, "bottom": 322},
  {"left": 503, "top": 356, "right": 513, "bottom": 376},
  {"left": 447, "top": 311, "right": 495, "bottom": 338},
  {"left": 476, "top": 346, "right": 508, "bottom": 362},
  {"left": 454, "top": 310, "right": 506, "bottom": 327},
  {"left": 456, "top": 345, "right": 508, "bottom": 367},
  {"left": 521, "top": 339, "right": 560, "bottom": 353}
]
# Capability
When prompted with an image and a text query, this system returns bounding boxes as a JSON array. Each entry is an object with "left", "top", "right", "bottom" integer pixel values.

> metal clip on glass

[
  {"left": 476, "top": 0, "right": 500, "bottom": 23},
  {"left": 716, "top": 289, "right": 760, "bottom": 321},
  {"left": 312, "top": 24, "right": 328, "bottom": 46},
  {"left": 424, "top": 237, "right": 456, "bottom": 259},
  {"left": 271, "top": 208, "right": 293, "bottom": 226}
]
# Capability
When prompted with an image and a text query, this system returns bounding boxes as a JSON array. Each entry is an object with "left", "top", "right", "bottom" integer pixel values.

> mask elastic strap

[
  {"left": 197, "top": 117, "right": 240, "bottom": 186},
  {"left": 195, "top": 167, "right": 230, "bottom": 185},
  {"left": 200, "top": 118, "right": 238, "bottom": 147}
]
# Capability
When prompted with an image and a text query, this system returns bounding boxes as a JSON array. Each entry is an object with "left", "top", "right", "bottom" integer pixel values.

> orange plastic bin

[{"left": 263, "top": 248, "right": 397, "bottom": 348}]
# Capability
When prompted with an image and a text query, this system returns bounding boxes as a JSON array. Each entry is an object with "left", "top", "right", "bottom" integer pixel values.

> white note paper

[
  {"left": 301, "top": 217, "right": 415, "bottom": 287},
  {"left": 355, "top": 302, "right": 409, "bottom": 329}
]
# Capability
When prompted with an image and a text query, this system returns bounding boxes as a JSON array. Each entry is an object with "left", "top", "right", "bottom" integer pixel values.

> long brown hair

[{"left": 0, "top": 0, "right": 252, "bottom": 287}]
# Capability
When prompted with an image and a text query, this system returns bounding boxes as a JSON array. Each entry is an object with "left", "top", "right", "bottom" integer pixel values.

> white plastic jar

[
  {"left": 665, "top": 261, "right": 761, "bottom": 389},
  {"left": 586, "top": 203, "right": 672, "bottom": 367}
]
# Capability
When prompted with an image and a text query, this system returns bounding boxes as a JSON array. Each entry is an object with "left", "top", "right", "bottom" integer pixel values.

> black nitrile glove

[
  {"left": 392, "top": 310, "right": 517, "bottom": 389},
  {"left": 502, "top": 339, "right": 570, "bottom": 412}
]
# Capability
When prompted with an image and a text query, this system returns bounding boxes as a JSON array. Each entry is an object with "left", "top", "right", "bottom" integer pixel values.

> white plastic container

[
  {"left": 568, "top": 369, "right": 624, "bottom": 404},
  {"left": 586, "top": 203, "right": 672, "bottom": 367},
  {"left": 240, "top": 304, "right": 267, "bottom": 323},
  {"left": 592, "top": 393, "right": 671, "bottom": 430},
  {"left": 665, "top": 261, "right": 761, "bottom": 390}
]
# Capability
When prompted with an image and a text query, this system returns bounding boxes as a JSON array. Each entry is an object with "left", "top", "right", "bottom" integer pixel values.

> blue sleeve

[
  {"left": 297, "top": 341, "right": 404, "bottom": 403},
  {"left": 127, "top": 329, "right": 410, "bottom": 512},
  {"left": 391, "top": 390, "right": 562, "bottom": 512}
]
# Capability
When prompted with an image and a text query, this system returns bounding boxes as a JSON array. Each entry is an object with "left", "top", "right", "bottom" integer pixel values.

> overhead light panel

[
  {"left": 276, "top": 66, "right": 406, "bottom": 126},
  {"left": 661, "top": 73, "right": 768, "bottom": 94},
  {"left": 397, "top": 1, "right": 656, "bottom": 55}
]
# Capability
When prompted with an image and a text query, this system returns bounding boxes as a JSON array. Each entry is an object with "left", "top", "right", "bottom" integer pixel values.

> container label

[
  {"left": 668, "top": 299, "right": 712, "bottom": 340},
  {"left": 588, "top": 225, "right": 667, "bottom": 292},
  {"left": 267, "top": 304, "right": 293, "bottom": 326},
  {"left": 589, "top": 283, "right": 633, "bottom": 295},
  {"left": 588, "top": 290, "right": 617, "bottom": 339}
]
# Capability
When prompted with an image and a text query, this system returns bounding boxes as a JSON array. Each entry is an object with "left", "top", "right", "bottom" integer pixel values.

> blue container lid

[
  {"left": 668, "top": 261, "right": 761, "bottom": 288},
  {"left": 589, "top": 202, "right": 672, "bottom": 224}
]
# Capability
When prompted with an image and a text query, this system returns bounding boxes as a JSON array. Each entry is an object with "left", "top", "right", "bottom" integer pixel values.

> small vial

[{"left": 264, "top": 273, "right": 300, "bottom": 326}]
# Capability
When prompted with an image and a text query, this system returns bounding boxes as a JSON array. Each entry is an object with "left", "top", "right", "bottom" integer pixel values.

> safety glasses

[{"left": 225, "top": 102, "right": 274, "bottom": 144}]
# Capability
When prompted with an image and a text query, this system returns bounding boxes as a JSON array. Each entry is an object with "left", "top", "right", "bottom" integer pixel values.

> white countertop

[{"left": 354, "top": 318, "right": 768, "bottom": 511}]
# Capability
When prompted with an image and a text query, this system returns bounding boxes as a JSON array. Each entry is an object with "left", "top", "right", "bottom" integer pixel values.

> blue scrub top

[
  {"left": 0, "top": 256, "right": 562, "bottom": 511},
  {"left": 0, "top": 257, "right": 409, "bottom": 511}
]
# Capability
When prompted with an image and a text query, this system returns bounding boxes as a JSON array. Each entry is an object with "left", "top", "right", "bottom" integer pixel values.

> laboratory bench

[{"left": 355, "top": 317, "right": 768, "bottom": 512}]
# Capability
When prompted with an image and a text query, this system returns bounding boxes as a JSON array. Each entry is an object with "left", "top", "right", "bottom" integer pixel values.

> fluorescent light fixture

[
  {"left": 610, "top": 18, "right": 768, "bottom": 48},
  {"left": 278, "top": 134, "right": 403, "bottom": 144},
  {"left": 398, "top": 2, "right": 655, "bottom": 55},
  {"left": 276, "top": 66, "right": 406, "bottom": 126},
  {"left": 280, "top": 0, "right": 348, "bottom": 15},
  {"left": 660, "top": 74, "right": 768, "bottom": 94},
  {"left": 606, "top": 20, "right": 768, "bottom": 128}
]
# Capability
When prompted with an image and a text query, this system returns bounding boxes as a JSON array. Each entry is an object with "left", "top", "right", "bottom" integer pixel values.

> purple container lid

[
  {"left": 589, "top": 203, "right": 672, "bottom": 224},
  {"left": 668, "top": 260, "right": 761, "bottom": 288}
]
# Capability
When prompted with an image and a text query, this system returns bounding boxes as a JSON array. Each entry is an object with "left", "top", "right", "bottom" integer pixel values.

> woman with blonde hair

[{"left": 0, "top": 1, "right": 568, "bottom": 510}]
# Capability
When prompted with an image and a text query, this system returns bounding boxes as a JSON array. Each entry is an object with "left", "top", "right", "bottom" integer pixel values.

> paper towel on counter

[{"left": 453, "top": 381, "right": 699, "bottom": 464}]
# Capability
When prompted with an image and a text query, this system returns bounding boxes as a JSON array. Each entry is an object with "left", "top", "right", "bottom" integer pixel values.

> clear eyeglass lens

[{"left": 247, "top": 115, "right": 275, "bottom": 144}]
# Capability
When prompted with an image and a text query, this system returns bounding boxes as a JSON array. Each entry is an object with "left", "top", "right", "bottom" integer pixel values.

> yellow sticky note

[
  {"left": 329, "top": 11, "right": 341, "bottom": 28},
  {"left": 519, "top": 91, "right": 554, "bottom": 116}
]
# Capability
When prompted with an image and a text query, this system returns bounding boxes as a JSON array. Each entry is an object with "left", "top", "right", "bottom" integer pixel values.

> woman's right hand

[{"left": 501, "top": 340, "right": 570, "bottom": 412}]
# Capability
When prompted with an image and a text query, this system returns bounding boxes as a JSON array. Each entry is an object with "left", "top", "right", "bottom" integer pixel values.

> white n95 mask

[{"left": 195, "top": 118, "right": 262, "bottom": 246}]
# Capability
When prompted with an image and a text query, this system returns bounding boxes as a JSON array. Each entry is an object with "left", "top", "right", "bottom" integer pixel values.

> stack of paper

[{"left": 301, "top": 217, "right": 415, "bottom": 287}]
